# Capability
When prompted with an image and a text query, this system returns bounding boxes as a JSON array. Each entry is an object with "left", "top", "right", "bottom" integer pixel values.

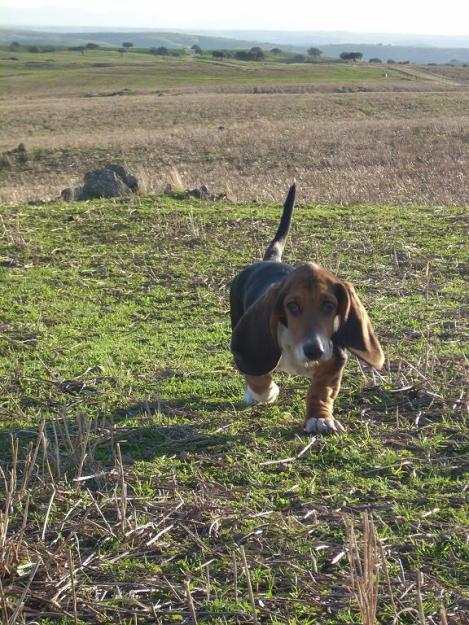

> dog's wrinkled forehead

[{"left": 284, "top": 262, "right": 338, "bottom": 291}]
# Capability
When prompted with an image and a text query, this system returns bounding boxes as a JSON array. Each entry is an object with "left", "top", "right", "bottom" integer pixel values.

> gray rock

[
  {"left": 79, "top": 168, "right": 133, "bottom": 200},
  {"left": 5, "top": 143, "right": 28, "bottom": 164},
  {"left": 104, "top": 164, "right": 138, "bottom": 192},
  {"left": 7, "top": 143, "right": 26, "bottom": 155},
  {"left": 61, "top": 164, "right": 139, "bottom": 201},
  {"left": 61, "top": 187, "right": 75, "bottom": 201},
  {"left": 187, "top": 184, "right": 210, "bottom": 199}
]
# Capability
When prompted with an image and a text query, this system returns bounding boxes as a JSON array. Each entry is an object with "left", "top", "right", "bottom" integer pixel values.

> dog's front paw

[
  {"left": 304, "top": 416, "right": 345, "bottom": 435},
  {"left": 244, "top": 382, "right": 279, "bottom": 405}
]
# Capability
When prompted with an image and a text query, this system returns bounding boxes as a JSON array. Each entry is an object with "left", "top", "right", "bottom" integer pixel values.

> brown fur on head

[
  {"left": 275, "top": 263, "right": 341, "bottom": 361},
  {"left": 231, "top": 263, "right": 384, "bottom": 376}
]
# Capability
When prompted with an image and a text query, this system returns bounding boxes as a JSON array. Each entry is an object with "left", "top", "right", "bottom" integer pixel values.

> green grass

[
  {"left": 0, "top": 48, "right": 409, "bottom": 96},
  {"left": 0, "top": 196, "right": 467, "bottom": 624}
]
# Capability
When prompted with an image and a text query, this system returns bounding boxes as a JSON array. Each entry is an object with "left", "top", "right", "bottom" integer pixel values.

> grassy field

[
  {"left": 0, "top": 48, "right": 408, "bottom": 97},
  {"left": 1, "top": 195, "right": 467, "bottom": 624}
]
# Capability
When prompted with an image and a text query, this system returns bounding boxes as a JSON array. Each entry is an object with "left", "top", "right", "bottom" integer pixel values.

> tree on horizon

[
  {"left": 340, "top": 52, "right": 363, "bottom": 62},
  {"left": 307, "top": 47, "right": 322, "bottom": 58}
]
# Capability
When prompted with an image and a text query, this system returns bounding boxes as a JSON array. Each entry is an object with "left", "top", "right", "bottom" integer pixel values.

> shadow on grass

[
  {"left": 1, "top": 375, "right": 402, "bottom": 474},
  {"left": 113, "top": 422, "right": 246, "bottom": 463},
  {"left": 118, "top": 396, "right": 245, "bottom": 417},
  {"left": 0, "top": 394, "right": 249, "bottom": 477}
]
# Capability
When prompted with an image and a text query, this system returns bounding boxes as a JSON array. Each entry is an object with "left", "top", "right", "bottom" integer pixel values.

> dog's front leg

[
  {"left": 244, "top": 373, "right": 279, "bottom": 405},
  {"left": 304, "top": 348, "right": 347, "bottom": 434}
]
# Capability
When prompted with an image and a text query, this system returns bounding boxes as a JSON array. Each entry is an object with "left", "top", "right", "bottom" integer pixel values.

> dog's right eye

[{"left": 287, "top": 302, "right": 301, "bottom": 316}]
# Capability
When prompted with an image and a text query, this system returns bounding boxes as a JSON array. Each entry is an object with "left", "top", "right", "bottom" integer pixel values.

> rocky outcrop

[{"left": 61, "top": 165, "right": 139, "bottom": 201}]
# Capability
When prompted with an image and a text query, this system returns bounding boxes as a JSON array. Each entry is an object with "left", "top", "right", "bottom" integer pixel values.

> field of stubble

[{"left": 1, "top": 51, "right": 468, "bottom": 206}]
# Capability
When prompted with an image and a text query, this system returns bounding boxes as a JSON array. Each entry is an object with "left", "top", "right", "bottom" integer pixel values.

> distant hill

[
  {"left": 1, "top": 28, "right": 468, "bottom": 64},
  {"left": 0, "top": 28, "right": 272, "bottom": 51},
  {"left": 191, "top": 30, "right": 469, "bottom": 49}
]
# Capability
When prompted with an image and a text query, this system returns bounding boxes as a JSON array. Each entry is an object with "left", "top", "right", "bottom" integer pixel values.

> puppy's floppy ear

[
  {"left": 231, "top": 285, "right": 282, "bottom": 376},
  {"left": 334, "top": 281, "right": 384, "bottom": 369}
]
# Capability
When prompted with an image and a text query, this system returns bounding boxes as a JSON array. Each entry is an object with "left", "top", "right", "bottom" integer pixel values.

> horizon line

[{"left": 2, "top": 24, "right": 469, "bottom": 40}]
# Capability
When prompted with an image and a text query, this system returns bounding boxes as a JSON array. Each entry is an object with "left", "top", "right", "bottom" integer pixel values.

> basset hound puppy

[{"left": 230, "top": 183, "right": 384, "bottom": 434}]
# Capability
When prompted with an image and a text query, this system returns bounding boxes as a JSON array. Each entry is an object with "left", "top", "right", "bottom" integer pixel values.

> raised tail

[{"left": 263, "top": 182, "right": 296, "bottom": 262}]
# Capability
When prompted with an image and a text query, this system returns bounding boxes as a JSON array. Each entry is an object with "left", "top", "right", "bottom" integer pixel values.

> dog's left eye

[
  {"left": 287, "top": 302, "right": 301, "bottom": 315},
  {"left": 321, "top": 301, "right": 336, "bottom": 314}
]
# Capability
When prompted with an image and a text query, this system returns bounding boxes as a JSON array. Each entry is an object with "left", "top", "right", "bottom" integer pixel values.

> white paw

[
  {"left": 304, "top": 416, "right": 345, "bottom": 435},
  {"left": 244, "top": 382, "right": 279, "bottom": 405}
]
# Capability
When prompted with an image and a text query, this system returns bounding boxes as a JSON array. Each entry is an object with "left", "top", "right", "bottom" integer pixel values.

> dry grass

[
  {"left": 346, "top": 514, "right": 379, "bottom": 625},
  {"left": 422, "top": 66, "right": 469, "bottom": 84},
  {"left": 1, "top": 88, "right": 468, "bottom": 206}
]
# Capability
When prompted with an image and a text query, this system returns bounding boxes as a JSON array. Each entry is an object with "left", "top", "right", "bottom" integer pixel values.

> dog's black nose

[{"left": 303, "top": 340, "right": 324, "bottom": 361}]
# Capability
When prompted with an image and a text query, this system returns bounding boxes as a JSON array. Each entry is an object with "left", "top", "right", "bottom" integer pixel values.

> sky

[{"left": 4, "top": 0, "right": 469, "bottom": 36}]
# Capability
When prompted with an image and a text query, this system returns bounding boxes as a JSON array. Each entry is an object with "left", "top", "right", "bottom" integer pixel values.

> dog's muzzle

[{"left": 303, "top": 338, "right": 324, "bottom": 362}]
